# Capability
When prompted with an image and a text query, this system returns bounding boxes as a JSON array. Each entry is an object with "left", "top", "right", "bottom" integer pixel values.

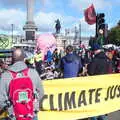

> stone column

[{"left": 27, "top": 0, "right": 34, "bottom": 22}]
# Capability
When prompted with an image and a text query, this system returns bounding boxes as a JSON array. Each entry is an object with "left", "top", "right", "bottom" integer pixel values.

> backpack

[{"left": 9, "top": 68, "right": 34, "bottom": 120}]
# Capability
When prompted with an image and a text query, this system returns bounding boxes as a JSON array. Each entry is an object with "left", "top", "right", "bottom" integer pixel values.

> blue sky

[{"left": 0, "top": 0, "right": 120, "bottom": 37}]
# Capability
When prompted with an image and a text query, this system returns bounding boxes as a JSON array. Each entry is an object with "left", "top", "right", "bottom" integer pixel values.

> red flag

[{"left": 84, "top": 4, "right": 96, "bottom": 25}]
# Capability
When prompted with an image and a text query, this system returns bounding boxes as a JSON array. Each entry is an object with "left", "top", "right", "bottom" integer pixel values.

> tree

[
  {"left": 117, "top": 20, "right": 120, "bottom": 26},
  {"left": 108, "top": 22, "right": 120, "bottom": 46}
]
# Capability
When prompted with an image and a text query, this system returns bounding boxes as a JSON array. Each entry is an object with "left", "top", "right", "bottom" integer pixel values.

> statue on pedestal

[{"left": 55, "top": 19, "right": 61, "bottom": 34}]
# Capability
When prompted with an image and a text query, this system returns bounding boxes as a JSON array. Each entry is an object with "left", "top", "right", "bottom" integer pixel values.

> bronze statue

[{"left": 55, "top": 19, "right": 61, "bottom": 34}]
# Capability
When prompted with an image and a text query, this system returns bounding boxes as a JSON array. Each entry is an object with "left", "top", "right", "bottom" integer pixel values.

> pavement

[
  {"left": 108, "top": 111, "right": 120, "bottom": 120},
  {"left": 78, "top": 111, "right": 120, "bottom": 120}
]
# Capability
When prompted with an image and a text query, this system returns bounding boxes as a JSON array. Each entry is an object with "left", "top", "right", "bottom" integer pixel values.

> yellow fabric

[
  {"left": 1, "top": 74, "right": 120, "bottom": 120},
  {"left": 34, "top": 53, "right": 42, "bottom": 62},
  {"left": 38, "top": 74, "right": 120, "bottom": 120},
  {"left": 29, "top": 57, "right": 34, "bottom": 64},
  {"left": 0, "top": 112, "right": 8, "bottom": 119}
]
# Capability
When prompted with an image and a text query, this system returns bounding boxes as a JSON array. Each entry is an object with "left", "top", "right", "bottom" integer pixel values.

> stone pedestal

[
  {"left": 23, "top": 0, "right": 37, "bottom": 41},
  {"left": 54, "top": 33, "right": 67, "bottom": 50}
]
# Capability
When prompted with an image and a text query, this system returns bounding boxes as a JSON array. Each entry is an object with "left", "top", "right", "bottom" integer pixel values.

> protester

[
  {"left": 25, "top": 58, "right": 34, "bottom": 68},
  {"left": 59, "top": 49, "right": 65, "bottom": 59},
  {"left": 52, "top": 48, "right": 60, "bottom": 67},
  {"left": 105, "top": 48, "right": 114, "bottom": 73},
  {"left": 0, "top": 59, "right": 4, "bottom": 76},
  {"left": 59, "top": 45, "right": 83, "bottom": 78},
  {"left": 80, "top": 49, "right": 92, "bottom": 76},
  {"left": 34, "top": 49, "right": 43, "bottom": 75},
  {"left": 46, "top": 48, "right": 53, "bottom": 65},
  {"left": 87, "top": 44, "right": 108, "bottom": 120},
  {"left": 0, "top": 48, "right": 44, "bottom": 120},
  {"left": 44, "top": 66, "right": 55, "bottom": 80},
  {"left": 87, "top": 44, "right": 109, "bottom": 75},
  {"left": 0, "top": 59, "right": 8, "bottom": 77},
  {"left": 114, "top": 50, "right": 120, "bottom": 73}
]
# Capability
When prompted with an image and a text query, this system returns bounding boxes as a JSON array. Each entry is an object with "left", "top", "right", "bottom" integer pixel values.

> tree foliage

[{"left": 108, "top": 21, "right": 120, "bottom": 46}]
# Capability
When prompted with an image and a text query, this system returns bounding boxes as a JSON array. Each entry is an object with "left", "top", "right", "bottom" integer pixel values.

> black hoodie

[{"left": 87, "top": 51, "right": 109, "bottom": 75}]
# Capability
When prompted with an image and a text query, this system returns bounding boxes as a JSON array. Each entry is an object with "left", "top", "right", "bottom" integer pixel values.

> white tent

[{"left": 103, "top": 44, "right": 119, "bottom": 49}]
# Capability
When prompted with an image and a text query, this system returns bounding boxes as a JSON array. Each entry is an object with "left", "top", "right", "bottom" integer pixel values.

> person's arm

[
  {"left": 27, "top": 69, "right": 44, "bottom": 112},
  {"left": 58, "top": 57, "right": 64, "bottom": 71},
  {"left": 33, "top": 70, "right": 44, "bottom": 101},
  {"left": 0, "top": 72, "right": 11, "bottom": 109},
  {"left": 77, "top": 56, "right": 83, "bottom": 74}
]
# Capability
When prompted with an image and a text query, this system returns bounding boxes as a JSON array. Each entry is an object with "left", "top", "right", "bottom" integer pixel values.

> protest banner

[
  {"left": 38, "top": 74, "right": 120, "bottom": 120},
  {"left": 0, "top": 74, "right": 120, "bottom": 120}
]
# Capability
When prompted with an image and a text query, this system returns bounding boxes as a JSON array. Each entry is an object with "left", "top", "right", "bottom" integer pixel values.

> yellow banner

[{"left": 38, "top": 74, "right": 120, "bottom": 120}]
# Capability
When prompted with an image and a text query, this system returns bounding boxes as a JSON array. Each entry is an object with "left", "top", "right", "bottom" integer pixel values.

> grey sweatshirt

[{"left": 0, "top": 61, "right": 44, "bottom": 115}]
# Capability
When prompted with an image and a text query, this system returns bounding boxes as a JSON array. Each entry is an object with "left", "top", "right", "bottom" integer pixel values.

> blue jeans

[
  {"left": 91, "top": 115, "right": 107, "bottom": 120},
  {"left": 33, "top": 116, "right": 38, "bottom": 120}
]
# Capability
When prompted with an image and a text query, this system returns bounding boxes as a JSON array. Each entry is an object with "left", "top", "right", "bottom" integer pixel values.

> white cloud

[
  {"left": 35, "top": 12, "right": 95, "bottom": 37},
  {"left": 67, "top": 17, "right": 95, "bottom": 37},
  {"left": 35, "top": 12, "right": 79, "bottom": 32},
  {"left": 69, "top": 0, "right": 112, "bottom": 12},
  {"left": 0, "top": 8, "right": 95, "bottom": 36},
  {"left": 80, "top": 18, "right": 95, "bottom": 36},
  {"left": 0, "top": 9, "right": 25, "bottom": 33},
  {"left": 35, "top": 12, "right": 61, "bottom": 32},
  {"left": 0, "top": 8, "right": 79, "bottom": 33}
]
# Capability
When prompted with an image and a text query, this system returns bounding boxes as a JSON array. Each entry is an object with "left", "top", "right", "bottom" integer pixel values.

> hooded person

[
  {"left": 87, "top": 44, "right": 108, "bottom": 120},
  {"left": 59, "top": 45, "right": 83, "bottom": 78},
  {"left": 87, "top": 43, "right": 109, "bottom": 75}
]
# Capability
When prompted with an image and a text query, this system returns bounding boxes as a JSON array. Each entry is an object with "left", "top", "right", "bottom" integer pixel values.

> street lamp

[
  {"left": 74, "top": 26, "right": 78, "bottom": 42},
  {"left": 63, "top": 39, "right": 66, "bottom": 50},
  {"left": 79, "top": 22, "right": 81, "bottom": 43},
  {"left": 11, "top": 24, "right": 14, "bottom": 44}
]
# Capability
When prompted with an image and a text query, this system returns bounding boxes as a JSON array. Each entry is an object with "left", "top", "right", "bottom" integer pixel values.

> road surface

[{"left": 108, "top": 111, "right": 120, "bottom": 120}]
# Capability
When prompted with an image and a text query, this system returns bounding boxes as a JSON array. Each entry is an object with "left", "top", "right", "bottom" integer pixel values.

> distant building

[
  {"left": 0, "top": 33, "right": 90, "bottom": 51},
  {"left": 55, "top": 34, "right": 90, "bottom": 50}
]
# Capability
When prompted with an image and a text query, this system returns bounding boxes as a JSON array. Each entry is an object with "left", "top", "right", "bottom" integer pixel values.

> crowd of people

[
  {"left": 0, "top": 42, "right": 120, "bottom": 120},
  {"left": 23, "top": 43, "right": 120, "bottom": 80}
]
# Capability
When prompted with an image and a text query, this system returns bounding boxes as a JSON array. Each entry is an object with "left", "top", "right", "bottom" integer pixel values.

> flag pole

[
  {"left": 79, "top": 22, "right": 81, "bottom": 43},
  {"left": 96, "top": 13, "right": 98, "bottom": 38}
]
